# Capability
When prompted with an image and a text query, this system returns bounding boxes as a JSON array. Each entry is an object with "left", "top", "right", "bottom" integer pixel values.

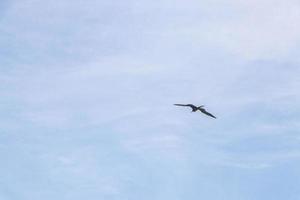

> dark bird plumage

[{"left": 174, "top": 104, "right": 216, "bottom": 119}]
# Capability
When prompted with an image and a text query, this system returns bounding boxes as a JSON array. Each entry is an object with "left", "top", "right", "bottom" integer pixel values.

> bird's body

[{"left": 174, "top": 104, "right": 216, "bottom": 118}]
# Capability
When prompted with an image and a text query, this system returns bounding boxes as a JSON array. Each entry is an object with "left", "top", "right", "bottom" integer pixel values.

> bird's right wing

[
  {"left": 174, "top": 104, "right": 198, "bottom": 110},
  {"left": 174, "top": 104, "right": 190, "bottom": 107}
]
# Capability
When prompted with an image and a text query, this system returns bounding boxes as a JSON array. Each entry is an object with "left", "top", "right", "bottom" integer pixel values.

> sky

[{"left": 0, "top": 0, "right": 300, "bottom": 199}]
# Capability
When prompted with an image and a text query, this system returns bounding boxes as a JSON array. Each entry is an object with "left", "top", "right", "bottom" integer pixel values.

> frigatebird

[{"left": 174, "top": 104, "right": 216, "bottom": 119}]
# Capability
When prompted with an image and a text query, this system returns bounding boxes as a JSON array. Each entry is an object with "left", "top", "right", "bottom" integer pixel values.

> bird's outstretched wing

[
  {"left": 200, "top": 109, "right": 217, "bottom": 118},
  {"left": 174, "top": 104, "right": 197, "bottom": 109},
  {"left": 174, "top": 104, "right": 190, "bottom": 107}
]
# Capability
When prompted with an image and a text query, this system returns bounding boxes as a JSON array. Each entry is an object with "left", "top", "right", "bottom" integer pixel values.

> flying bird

[{"left": 174, "top": 104, "right": 216, "bottom": 119}]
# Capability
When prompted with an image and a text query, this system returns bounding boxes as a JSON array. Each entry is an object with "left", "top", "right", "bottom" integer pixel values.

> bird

[{"left": 174, "top": 104, "right": 217, "bottom": 119}]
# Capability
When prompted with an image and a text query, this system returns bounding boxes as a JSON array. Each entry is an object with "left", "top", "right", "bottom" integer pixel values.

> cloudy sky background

[{"left": 1, "top": 0, "right": 300, "bottom": 199}]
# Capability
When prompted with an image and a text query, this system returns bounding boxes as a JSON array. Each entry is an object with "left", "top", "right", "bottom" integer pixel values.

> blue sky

[{"left": 1, "top": 0, "right": 300, "bottom": 199}]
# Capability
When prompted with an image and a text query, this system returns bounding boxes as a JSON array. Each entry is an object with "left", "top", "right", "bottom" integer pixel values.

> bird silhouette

[{"left": 174, "top": 104, "right": 216, "bottom": 119}]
